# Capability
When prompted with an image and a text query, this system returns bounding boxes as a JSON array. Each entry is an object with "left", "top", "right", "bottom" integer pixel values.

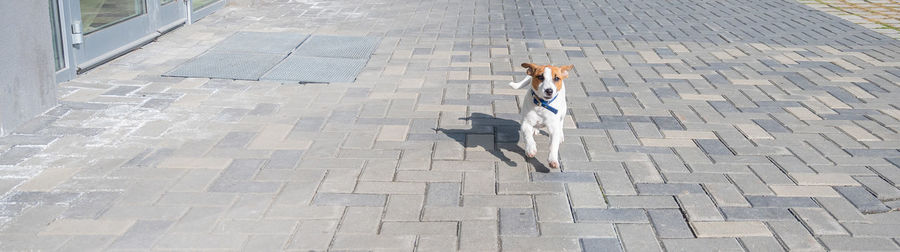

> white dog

[{"left": 509, "top": 63, "right": 573, "bottom": 169}]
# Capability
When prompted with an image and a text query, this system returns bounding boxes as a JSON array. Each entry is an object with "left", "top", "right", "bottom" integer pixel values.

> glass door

[
  {"left": 155, "top": 0, "right": 185, "bottom": 32},
  {"left": 189, "top": 0, "right": 224, "bottom": 23},
  {"left": 65, "top": 0, "right": 189, "bottom": 72},
  {"left": 70, "top": 0, "right": 155, "bottom": 70}
]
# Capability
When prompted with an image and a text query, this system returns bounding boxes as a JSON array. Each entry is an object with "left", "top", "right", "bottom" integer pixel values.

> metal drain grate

[
  {"left": 261, "top": 56, "right": 368, "bottom": 83},
  {"left": 164, "top": 52, "right": 285, "bottom": 80},
  {"left": 292, "top": 35, "right": 380, "bottom": 59}
]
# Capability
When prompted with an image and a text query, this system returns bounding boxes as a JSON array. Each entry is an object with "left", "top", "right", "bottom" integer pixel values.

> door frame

[{"left": 52, "top": 0, "right": 77, "bottom": 82}]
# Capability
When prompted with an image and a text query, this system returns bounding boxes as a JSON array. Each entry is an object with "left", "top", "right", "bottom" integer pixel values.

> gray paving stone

[
  {"left": 108, "top": 220, "right": 174, "bottom": 249},
  {"left": 740, "top": 237, "right": 786, "bottom": 252},
  {"left": 793, "top": 208, "right": 847, "bottom": 235},
  {"left": 608, "top": 195, "right": 679, "bottom": 209},
  {"left": 746, "top": 196, "right": 819, "bottom": 208},
  {"left": 769, "top": 221, "right": 825, "bottom": 251},
  {"left": 662, "top": 238, "right": 743, "bottom": 252},
  {"left": 648, "top": 209, "right": 693, "bottom": 238},
  {"left": 820, "top": 236, "right": 900, "bottom": 251},
  {"left": 835, "top": 186, "right": 892, "bottom": 214},
  {"left": 0, "top": 146, "right": 41, "bottom": 165},
  {"left": 635, "top": 183, "right": 704, "bottom": 195},
  {"left": 575, "top": 208, "right": 647, "bottom": 223},
  {"left": 312, "top": 193, "right": 386, "bottom": 207},
  {"left": 530, "top": 172, "right": 596, "bottom": 183},
  {"left": 425, "top": 182, "right": 460, "bottom": 207},
  {"left": 500, "top": 208, "right": 538, "bottom": 236},
  {"left": 855, "top": 176, "right": 900, "bottom": 201},
  {"left": 617, "top": 223, "right": 662, "bottom": 252},
  {"left": 580, "top": 238, "right": 623, "bottom": 252},
  {"left": 720, "top": 207, "right": 795, "bottom": 221}
]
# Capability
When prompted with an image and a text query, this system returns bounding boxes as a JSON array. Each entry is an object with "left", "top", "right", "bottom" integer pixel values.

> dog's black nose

[{"left": 544, "top": 88, "right": 554, "bottom": 96}]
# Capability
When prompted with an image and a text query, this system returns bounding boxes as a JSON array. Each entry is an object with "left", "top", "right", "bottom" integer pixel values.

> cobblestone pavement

[
  {"left": 1, "top": 0, "right": 900, "bottom": 250},
  {"left": 798, "top": 0, "right": 900, "bottom": 39}
]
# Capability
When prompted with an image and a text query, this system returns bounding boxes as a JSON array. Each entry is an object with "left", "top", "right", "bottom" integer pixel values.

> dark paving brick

[{"left": 835, "top": 186, "right": 891, "bottom": 214}]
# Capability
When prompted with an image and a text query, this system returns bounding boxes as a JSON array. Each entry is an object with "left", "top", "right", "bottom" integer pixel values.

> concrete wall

[{"left": 0, "top": 1, "right": 58, "bottom": 136}]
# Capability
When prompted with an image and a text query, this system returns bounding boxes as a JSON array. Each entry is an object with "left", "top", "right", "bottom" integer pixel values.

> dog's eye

[
  {"left": 553, "top": 77, "right": 560, "bottom": 81},
  {"left": 537, "top": 76, "right": 544, "bottom": 81}
]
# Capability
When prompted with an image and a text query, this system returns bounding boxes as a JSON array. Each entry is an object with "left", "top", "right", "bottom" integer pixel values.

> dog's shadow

[{"left": 434, "top": 112, "right": 551, "bottom": 173}]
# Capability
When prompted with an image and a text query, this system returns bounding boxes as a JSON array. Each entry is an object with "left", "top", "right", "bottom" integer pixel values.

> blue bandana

[{"left": 531, "top": 90, "right": 559, "bottom": 114}]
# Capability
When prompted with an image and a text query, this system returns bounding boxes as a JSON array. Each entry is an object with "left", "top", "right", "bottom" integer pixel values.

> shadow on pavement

[{"left": 434, "top": 112, "right": 551, "bottom": 173}]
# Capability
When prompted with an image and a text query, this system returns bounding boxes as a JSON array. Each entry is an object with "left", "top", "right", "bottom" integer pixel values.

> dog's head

[{"left": 520, "top": 63, "right": 574, "bottom": 100}]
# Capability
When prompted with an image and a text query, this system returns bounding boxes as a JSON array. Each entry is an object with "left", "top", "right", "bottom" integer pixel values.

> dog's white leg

[
  {"left": 508, "top": 75, "right": 531, "bottom": 89},
  {"left": 521, "top": 122, "right": 537, "bottom": 158},
  {"left": 547, "top": 124, "right": 563, "bottom": 169}
]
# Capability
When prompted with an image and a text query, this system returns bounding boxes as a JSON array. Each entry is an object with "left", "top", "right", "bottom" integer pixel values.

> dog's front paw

[
  {"left": 525, "top": 146, "right": 537, "bottom": 158},
  {"left": 508, "top": 82, "right": 519, "bottom": 89},
  {"left": 548, "top": 160, "right": 560, "bottom": 169}
]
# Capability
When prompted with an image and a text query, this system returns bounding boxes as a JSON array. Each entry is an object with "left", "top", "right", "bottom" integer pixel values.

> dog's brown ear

[
  {"left": 559, "top": 65, "right": 574, "bottom": 78},
  {"left": 521, "top": 63, "right": 538, "bottom": 75}
]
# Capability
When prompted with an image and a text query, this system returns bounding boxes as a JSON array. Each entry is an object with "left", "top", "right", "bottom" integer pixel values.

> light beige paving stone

[
  {"left": 791, "top": 173, "right": 861, "bottom": 186},
  {"left": 338, "top": 207, "right": 383, "bottom": 234},
  {"left": 41, "top": 219, "right": 135, "bottom": 235},
  {"left": 380, "top": 221, "right": 458, "bottom": 236},
  {"left": 459, "top": 220, "right": 498, "bottom": 251},
  {"left": 692, "top": 221, "right": 772, "bottom": 237},
  {"left": 417, "top": 235, "right": 458, "bottom": 252},
  {"left": 331, "top": 234, "right": 416, "bottom": 250},
  {"left": 422, "top": 207, "right": 497, "bottom": 221},
  {"left": 286, "top": 220, "right": 338, "bottom": 250}
]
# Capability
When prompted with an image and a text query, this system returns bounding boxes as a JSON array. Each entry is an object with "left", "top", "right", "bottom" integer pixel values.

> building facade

[{"left": 0, "top": 0, "right": 226, "bottom": 136}]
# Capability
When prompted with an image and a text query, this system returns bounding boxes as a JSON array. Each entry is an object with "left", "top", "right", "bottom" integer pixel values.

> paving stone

[
  {"left": 459, "top": 220, "right": 498, "bottom": 251},
  {"left": 835, "top": 186, "right": 892, "bottom": 214},
  {"left": 530, "top": 172, "right": 596, "bottom": 183},
  {"left": 662, "top": 238, "right": 743, "bottom": 252},
  {"left": 843, "top": 223, "right": 900, "bottom": 237},
  {"left": 746, "top": 196, "right": 819, "bottom": 208},
  {"left": 380, "top": 221, "right": 457, "bottom": 236},
  {"left": 636, "top": 183, "right": 704, "bottom": 195},
  {"left": 720, "top": 207, "right": 795, "bottom": 221},
  {"left": 792, "top": 208, "right": 847, "bottom": 235},
  {"left": 580, "top": 238, "right": 624, "bottom": 252},
  {"left": 331, "top": 234, "right": 415, "bottom": 251},
  {"left": 740, "top": 236, "right": 786, "bottom": 252},
  {"left": 575, "top": 208, "right": 648, "bottom": 223},
  {"left": 691, "top": 221, "right": 771, "bottom": 237},
  {"left": 312, "top": 193, "right": 386, "bottom": 207},
  {"left": 769, "top": 221, "right": 825, "bottom": 251},
  {"left": 534, "top": 194, "right": 574, "bottom": 222},
  {"left": 704, "top": 183, "right": 750, "bottom": 207},
  {"left": 820, "top": 236, "right": 900, "bottom": 251},
  {"left": 607, "top": 195, "right": 679, "bottom": 209},
  {"left": 286, "top": 220, "right": 337, "bottom": 250},
  {"left": 617, "top": 223, "right": 663, "bottom": 252},
  {"left": 499, "top": 208, "right": 538, "bottom": 236},
  {"left": 855, "top": 176, "right": 900, "bottom": 201},
  {"left": 677, "top": 194, "right": 725, "bottom": 221},
  {"left": 425, "top": 182, "right": 461, "bottom": 207},
  {"left": 648, "top": 209, "right": 693, "bottom": 238},
  {"left": 154, "top": 234, "right": 250, "bottom": 250}
]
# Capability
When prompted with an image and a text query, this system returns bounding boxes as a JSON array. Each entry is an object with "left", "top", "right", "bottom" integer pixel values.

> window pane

[
  {"left": 161, "top": 0, "right": 174, "bottom": 5},
  {"left": 80, "top": 0, "right": 146, "bottom": 34},
  {"left": 192, "top": 0, "right": 219, "bottom": 11}
]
